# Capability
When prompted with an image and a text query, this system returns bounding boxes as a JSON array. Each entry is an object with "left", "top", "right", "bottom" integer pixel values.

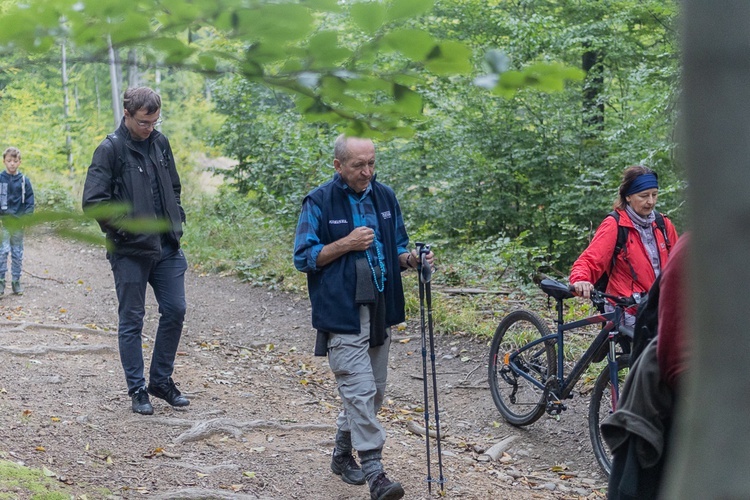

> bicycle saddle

[{"left": 539, "top": 278, "right": 576, "bottom": 300}]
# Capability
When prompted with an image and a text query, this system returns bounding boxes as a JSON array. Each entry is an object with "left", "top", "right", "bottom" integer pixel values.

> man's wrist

[{"left": 406, "top": 253, "right": 416, "bottom": 269}]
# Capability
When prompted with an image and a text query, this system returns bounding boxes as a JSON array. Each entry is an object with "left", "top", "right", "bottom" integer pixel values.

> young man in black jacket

[{"left": 82, "top": 87, "right": 189, "bottom": 415}]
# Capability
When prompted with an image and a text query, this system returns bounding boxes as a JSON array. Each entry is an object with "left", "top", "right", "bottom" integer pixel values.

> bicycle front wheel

[
  {"left": 589, "top": 354, "right": 630, "bottom": 476},
  {"left": 488, "top": 310, "right": 556, "bottom": 426}
]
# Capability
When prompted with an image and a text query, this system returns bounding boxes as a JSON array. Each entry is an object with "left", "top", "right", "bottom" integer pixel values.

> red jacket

[{"left": 569, "top": 209, "right": 679, "bottom": 298}]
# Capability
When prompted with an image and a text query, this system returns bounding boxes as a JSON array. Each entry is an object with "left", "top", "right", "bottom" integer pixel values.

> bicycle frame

[{"left": 506, "top": 297, "right": 627, "bottom": 410}]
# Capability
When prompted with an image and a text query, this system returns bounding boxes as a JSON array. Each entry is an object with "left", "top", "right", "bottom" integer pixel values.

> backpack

[
  {"left": 593, "top": 210, "right": 671, "bottom": 293},
  {"left": 629, "top": 274, "right": 661, "bottom": 367}
]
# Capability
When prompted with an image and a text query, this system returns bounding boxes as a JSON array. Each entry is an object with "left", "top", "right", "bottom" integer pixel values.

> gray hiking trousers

[{"left": 327, "top": 305, "right": 390, "bottom": 453}]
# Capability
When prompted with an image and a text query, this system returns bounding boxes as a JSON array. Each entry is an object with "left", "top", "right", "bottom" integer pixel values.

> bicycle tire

[
  {"left": 589, "top": 354, "right": 630, "bottom": 476},
  {"left": 488, "top": 310, "right": 556, "bottom": 426}
]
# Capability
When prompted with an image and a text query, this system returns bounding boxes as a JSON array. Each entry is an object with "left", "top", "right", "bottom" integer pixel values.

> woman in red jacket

[{"left": 570, "top": 165, "right": 679, "bottom": 324}]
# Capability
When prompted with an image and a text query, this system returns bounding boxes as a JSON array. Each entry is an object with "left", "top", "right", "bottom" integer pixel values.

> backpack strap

[
  {"left": 607, "top": 211, "right": 629, "bottom": 273},
  {"left": 21, "top": 174, "right": 25, "bottom": 205},
  {"left": 653, "top": 211, "right": 672, "bottom": 253},
  {"left": 106, "top": 133, "right": 127, "bottom": 182}
]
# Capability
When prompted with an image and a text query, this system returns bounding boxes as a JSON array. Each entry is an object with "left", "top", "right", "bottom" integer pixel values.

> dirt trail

[{"left": 0, "top": 230, "right": 608, "bottom": 499}]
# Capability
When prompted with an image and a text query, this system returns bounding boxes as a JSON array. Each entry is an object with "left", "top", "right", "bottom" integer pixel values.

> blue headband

[{"left": 626, "top": 173, "right": 658, "bottom": 196}]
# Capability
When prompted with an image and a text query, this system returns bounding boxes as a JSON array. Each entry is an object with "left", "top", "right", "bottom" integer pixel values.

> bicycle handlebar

[
  {"left": 567, "top": 284, "right": 638, "bottom": 308},
  {"left": 539, "top": 278, "right": 639, "bottom": 308}
]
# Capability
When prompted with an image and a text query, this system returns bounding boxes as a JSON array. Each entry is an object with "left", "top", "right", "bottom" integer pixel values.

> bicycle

[{"left": 487, "top": 278, "right": 639, "bottom": 476}]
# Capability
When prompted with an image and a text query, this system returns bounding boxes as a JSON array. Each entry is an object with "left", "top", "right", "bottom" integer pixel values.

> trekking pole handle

[{"left": 415, "top": 242, "right": 433, "bottom": 283}]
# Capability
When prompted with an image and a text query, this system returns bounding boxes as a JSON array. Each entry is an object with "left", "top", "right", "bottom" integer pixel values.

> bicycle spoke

[
  {"left": 589, "top": 355, "right": 630, "bottom": 476},
  {"left": 489, "top": 310, "right": 556, "bottom": 426}
]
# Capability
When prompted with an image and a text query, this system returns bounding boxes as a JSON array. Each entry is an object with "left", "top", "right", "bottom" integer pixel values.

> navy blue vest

[{"left": 305, "top": 175, "right": 406, "bottom": 334}]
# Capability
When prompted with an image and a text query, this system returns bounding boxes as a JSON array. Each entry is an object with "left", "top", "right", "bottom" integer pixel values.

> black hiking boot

[
  {"left": 148, "top": 378, "right": 190, "bottom": 407},
  {"left": 331, "top": 450, "right": 366, "bottom": 485},
  {"left": 131, "top": 387, "right": 154, "bottom": 415},
  {"left": 369, "top": 472, "right": 404, "bottom": 500},
  {"left": 11, "top": 280, "right": 22, "bottom": 295}
]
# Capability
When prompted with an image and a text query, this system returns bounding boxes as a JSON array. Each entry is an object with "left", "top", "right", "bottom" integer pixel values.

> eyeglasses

[{"left": 135, "top": 117, "right": 162, "bottom": 128}]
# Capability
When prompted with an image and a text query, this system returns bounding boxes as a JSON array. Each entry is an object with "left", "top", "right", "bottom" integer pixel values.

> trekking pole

[
  {"left": 415, "top": 242, "right": 433, "bottom": 493},
  {"left": 420, "top": 243, "right": 445, "bottom": 493},
  {"left": 415, "top": 242, "right": 445, "bottom": 494}
]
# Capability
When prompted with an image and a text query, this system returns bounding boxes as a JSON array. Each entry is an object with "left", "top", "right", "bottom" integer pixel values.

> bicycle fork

[{"left": 606, "top": 333, "right": 620, "bottom": 411}]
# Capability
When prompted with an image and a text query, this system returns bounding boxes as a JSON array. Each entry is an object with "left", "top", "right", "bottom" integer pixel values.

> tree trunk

[
  {"left": 94, "top": 73, "right": 101, "bottom": 126},
  {"left": 61, "top": 40, "right": 73, "bottom": 174},
  {"left": 581, "top": 45, "right": 604, "bottom": 132},
  {"left": 108, "top": 36, "right": 122, "bottom": 128},
  {"left": 127, "top": 48, "right": 139, "bottom": 89},
  {"left": 664, "top": 1, "right": 750, "bottom": 496}
]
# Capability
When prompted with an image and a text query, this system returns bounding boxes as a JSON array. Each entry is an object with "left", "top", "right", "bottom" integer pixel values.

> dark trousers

[{"left": 108, "top": 246, "right": 188, "bottom": 394}]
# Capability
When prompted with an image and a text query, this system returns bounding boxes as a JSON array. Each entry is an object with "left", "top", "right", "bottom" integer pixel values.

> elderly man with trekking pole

[{"left": 294, "top": 134, "right": 435, "bottom": 500}]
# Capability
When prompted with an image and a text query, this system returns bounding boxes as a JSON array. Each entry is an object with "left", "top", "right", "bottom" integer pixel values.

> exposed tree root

[
  {"left": 169, "top": 417, "right": 335, "bottom": 444},
  {"left": 0, "top": 344, "right": 115, "bottom": 356},
  {"left": 170, "top": 462, "right": 241, "bottom": 473},
  {"left": 0, "top": 320, "right": 116, "bottom": 336},
  {"left": 153, "top": 488, "right": 263, "bottom": 500},
  {"left": 0, "top": 320, "right": 117, "bottom": 356}
]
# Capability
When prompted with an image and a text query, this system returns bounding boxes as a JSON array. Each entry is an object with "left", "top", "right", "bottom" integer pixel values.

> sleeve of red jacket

[
  {"left": 665, "top": 218, "right": 679, "bottom": 253},
  {"left": 569, "top": 215, "right": 619, "bottom": 285}
]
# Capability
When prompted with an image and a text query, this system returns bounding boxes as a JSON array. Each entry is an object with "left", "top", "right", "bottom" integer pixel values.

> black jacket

[{"left": 82, "top": 119, "right": 185, "bottom": 259}]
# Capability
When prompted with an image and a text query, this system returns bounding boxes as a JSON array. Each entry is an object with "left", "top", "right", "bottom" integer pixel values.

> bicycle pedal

[{"left": 546, "top": 398, "right": 567, "bottom": 415}]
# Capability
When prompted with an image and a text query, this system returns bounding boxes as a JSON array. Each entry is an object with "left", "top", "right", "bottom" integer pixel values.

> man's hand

[
  {"left": 401, "top": 249, "right": 435, "bottom": 270},
  {"left": 346, "top": 226, "right": 375, "bottom": 252},
  {"left": 421, "top": 250, "right": 435, "bottom": 268},
  {"left": 316, "top": 226, "right": 374, "bottom": 268}
]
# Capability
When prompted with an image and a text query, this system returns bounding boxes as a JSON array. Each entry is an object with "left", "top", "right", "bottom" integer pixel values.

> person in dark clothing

[
  {"left": 294, "top": 134, "right": 433, "bottom": 500},
  {"left": 82, "top": 87, "right": 189, "bottom": 416},
  {"left": 602, "top": 234, "right": 691, "bottom": 499},
  {"left": 0, "top": 146, "right": 34, "bottom": 295}
]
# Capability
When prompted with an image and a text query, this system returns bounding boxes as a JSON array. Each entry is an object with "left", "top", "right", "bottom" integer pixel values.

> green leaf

[
  {"left": 386, "top": 0, "right": 434, "bottom": 21},
  {"left": 351, "top": 2, "right": 387, "bottom": 35},
  {"left": 392, "top": 83, "right": 422, "bottom": 116},
  {"left": 222, "top": 4, "right": 314, "bottom": 43},
  {"left": 382, "top": 29, "right": 436, "bottom": 61},
  {"left": 197, "top": 53, "right": 219, "bottom": 72},
  {"left": 307, "top": 31, "right": 353, "bottom": 68},
  {"left": 424, "top": 41, "right": 472, "bottom": 75},
  {"left": 150, "top": 38, "right": 196, "bottom": 65}
]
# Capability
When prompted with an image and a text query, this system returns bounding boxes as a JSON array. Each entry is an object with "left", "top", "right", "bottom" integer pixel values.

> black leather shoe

[
  {"left": 148, "top": 378, "right": 190, "bottom": 407},
  {"left": 131, "top": 387, "right": 154, "bottom": 415},
  {"left": 369, "top": 472, "right": 404, "bottom": 500},
  {"left": 331, "top": 450, "right": 366, "bottom": 485}
]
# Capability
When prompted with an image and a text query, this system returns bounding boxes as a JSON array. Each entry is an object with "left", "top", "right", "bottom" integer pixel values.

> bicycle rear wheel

[
  {"left": 488, "top": 310, "right": 556, "bottom": 426},
  {"left": 589, "top": 354, "right": 630, "bottom": 476}
]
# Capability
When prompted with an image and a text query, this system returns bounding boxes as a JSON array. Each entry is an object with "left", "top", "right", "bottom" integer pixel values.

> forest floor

[{"left": 0, "top": 230, "right": 610, "bottom": 499}]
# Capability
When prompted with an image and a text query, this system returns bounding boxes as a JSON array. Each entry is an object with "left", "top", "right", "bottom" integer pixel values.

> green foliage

[
  {"left": 210, "top": 78, "right": 333, "bottom": 224},
  {"left": 376, "top": 0, "right": 683, "bottom": 278},
  {"left": 181, "top": 190, "right": 305, "bottom": 291},
  {"left": 34, "top": 181, "right": 76, "bottom": 212},
  {"left": 0, "top": 0, "right": 580, "bottom": 138}
]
